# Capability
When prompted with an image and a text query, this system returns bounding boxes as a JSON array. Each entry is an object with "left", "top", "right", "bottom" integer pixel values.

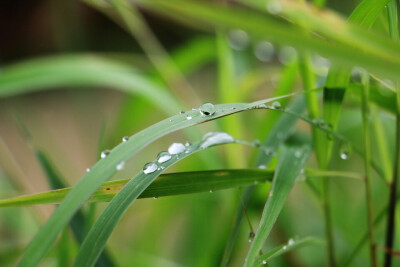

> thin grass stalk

[
  {"left": 361, "top": 71, "right": 376, "bottom": 266},
  {"left": 385, "top": 1, "right": 400, "bottom": 266}
]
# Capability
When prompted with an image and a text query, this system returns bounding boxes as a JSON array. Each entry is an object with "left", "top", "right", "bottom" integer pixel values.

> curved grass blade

[
  {"left": 253, "top": 237, "right": 325, "bottom": 266},
  {"left": 0, "top": 54, "right": 180, "bottom": 115},
  {"left": 244, "top": 145, "right": 312, "bottom": 267},
  {"left": 72, "top": 134, "right": 266, "bottom": 267},
  {"left": 0, "top": 169, "right": 274, "bottom": 207},
  {"left": 17, "top": 94, "right": 294, "bottom": 266}
]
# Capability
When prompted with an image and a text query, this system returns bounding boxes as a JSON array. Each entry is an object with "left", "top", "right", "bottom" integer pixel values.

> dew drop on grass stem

[
  {"left": 101, "top": 149, "right": 111, "bottom": 159},
  {"left": 157, "top": 151, "right": 171, "bottom": 163},
  {"left": 199, "top": 103, "right": 216, "bottom": 116},
  {"left": 122, "top": 136, "right": 129, "bottom": 142},
  {"left": 254, "top": 41, "right": 275, "bottom": 62},
  {"left": 143, "top": 162, "right": 158, "bottom": 174},
  {"left": 168, "top": 143, "right": 186, "bottom": 154}
]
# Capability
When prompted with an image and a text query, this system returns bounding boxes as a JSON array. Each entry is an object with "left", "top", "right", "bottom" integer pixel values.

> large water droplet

[
  {"left": 116, "top": 161, "right": 125, "bottom": 171},
  {"left": 254, "top": 41, "right": 275, "bottom": 62},
  {"left": 168, "top": 143, "right": 186, "bottom": 154},
  {"left": 199, "top": 103, "right": 216, "bottom": 116},
  {"left": 122, "top": 136, "right": 129, "bottom": 142},
  {"left": 228, "top": 29, "right": 249, "bottom": 50},
  {"left": 101, "top": 149, "right": 111, "bottom": 159},
  {"left": 143, "top": 162, "right": 158, "bottom": 174},
  {"left": 200, "top": 131, "right": 234, "bottom": 149},
  {"left": 157, "top": 151, "right": 171, "bottom": 163}
]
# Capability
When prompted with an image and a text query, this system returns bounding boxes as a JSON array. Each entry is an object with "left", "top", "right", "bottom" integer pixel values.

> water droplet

[
  {"left": 179, "top": 110, "right": 185, "bottom": 114},
  {"left": 339, "top": 142, "right": 352, "bottom": 160},
  {"left": 264, "top": 147, "right": 274, "bottom": 156},
  {"left": 228, "top": 29, "right": 249, "bottom": 51},
  {"left": 186, "top": 115, "right": 192, "bottom": 120},
  {"left": 283, "top": 245, "right": 287, "bottom": 250},
  {"left": 249, "top": 232, "right": 255, "bottom": 238},
  {"left": 266, "top": 0, "right": 282, "bottom": 14},
  {"left": 143, "top": 162, "right": 158, "bottom": 174},
  {"left": 168, "top": 143, "right": 186, "bottom": 154},
  {"left": 313, "top": 117, "right": 325, "bottom": 127},
  {"left": 153, "top": 196, "right": 158, "bottom": 199},
  {"left": 312, "top": 55, "right": 330, "bottom": 76},
  {"left": 200, "top": 132, "right": 234, "bottom": 149},
  {"left": 262, "top": 260, "right": 267, "bottom": 265},
  {"left": 278, "top": 46, "right": 297, "bottom": 65},
  {"left": 253, "top": 139, "right": 261, "bottom": 147},
  {"left": 122, "top": 136, "right": 129, "bottom": 142},
  {"left": 199, "top": 103, "right": 216, "bottom": 116},
  {"left": 254, "top": 41, "right": 275, "bottom": 62},
  {"left": 209, "top": 190, "right": 214, "bottom": 193},
  {"left": 300, "top": 168, "right": 305, "bottom": 174},
  {"left": 258, "top": 164, "right": 266, "bottom": 169},
  {"left": 294, "top": 150, "right": 302, "bottom": 158},
  {"left": 116, "top": 161, "right": 125, "bottom": 171},
  {"left": 86, "top": 168, "right": 91, "bottom": 173},
  {"left": 157, "top": 151, "right": 171, "bottom": 163},
  {"left": 169, "top": 119, "right": 173, "bottom": 122},
  {"left": 288, "top": 238, "right": 295, "bottom": 246},
  {"left": 185, "top": 142, "right": 191, "bottom": 146},
  {"left": 271, "top": 101, "right": 281, "bottom": 109},
  {"left": 101, "top": 149, "right": 111, "bottom": 159}
]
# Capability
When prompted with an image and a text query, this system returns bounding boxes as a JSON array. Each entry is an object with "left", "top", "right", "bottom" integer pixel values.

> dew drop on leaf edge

[
  {"left": 168, "top": 143, "right": 186, "bottom": 154},
  {"left": 199, "top": 103, "right": 216, "bottom": 116}
]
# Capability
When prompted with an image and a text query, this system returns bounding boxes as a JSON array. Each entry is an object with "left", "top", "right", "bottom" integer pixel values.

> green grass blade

[
  {"left": 16, "top": 94, "right": 294, "bottom": 266},
  {"left": 244, "top": 145, "right": 312, "bottom": 266},
  {"left": 253, "top": 237, "right": 325, "bottom": 266},
  {"left": 0, "top": 169, "right": 274, "bottom": 207},
  {"left": 0, "top": 55, "right": 180, "bottom": 115},
  {"left": 71, "top": 136, "right": 267, "bottom": 267}
]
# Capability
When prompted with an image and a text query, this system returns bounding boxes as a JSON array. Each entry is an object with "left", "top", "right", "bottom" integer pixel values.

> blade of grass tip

[
  {"left": 253, "top": 237, "right": 325, "bottom": 266},
  {"left": 219, "top": 96, "right": 306, "bottom": 267},
  {"left": 216, "top": 28, "right": 246, "bottom": 167},
  {"left": 71, "top": 134, "right": 270, "bottom": 267},
  {"left": 36, "top": 151, "right": 115, "bottom": 267},
  {"left": 385, "top": 1, "right": 400, "bottom": 266},
  {"left": 0, "top": 169, "right": 274, "bottom": 207},
  {"left": 360, "top": 70, "right": 377, "bottom": 266},
  {"left": 17, "top": 94, "right": 294, "bottom": 266},
  {"left": 108, "top": 0, "right": 202, "bottom": 106},
  {"left": 244, "top": 145, "right": 312, "bottom": 267}
]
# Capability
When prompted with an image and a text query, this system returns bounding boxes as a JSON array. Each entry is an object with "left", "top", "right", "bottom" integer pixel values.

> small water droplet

[
  {"left": 116, "top": 161, "right": 125, "bottom": 171},
  {"left": 168, "top": 143, "right": 186, "bottom": 154},
  {"left": 283, "top": 245, "right": 287, "bottom": 250},
  {"left": 143, "top": 162, "right": 158, "bottom": 174},
  {"left": 266, "top": 0, "right": 282, "bottom": 14},
  {"left": 122, "top": 136, "right": 129, "bottom": 142},
  {"left": 262, "top": 260, "right": 267, "bottom": 265},
  {"left": 186, "top": 115, "right": 192, "bottom": 120},
  {"left": 101, "top": 149, "right": 111, "bottom": 159},
  {"left": 264, "top": 147, "right": 274, "bottom": 156},
  {"left": 209, "top": 190, "right": 214, "bottom": 193},
  {"left": 153, "top": 196, "right": 158, "bottom": 199},
  {"left": 86, "top": 168, "right": 91, "bottom": 173},
  {"left": 258, "top": 164, "right": 266, "bottom": 169},
  {"left": 253, "top": 139, "right": 261, "bottom": 147},
  {"left": 339, "top": 142, "right": 352, "bottom": 160},
  {"left": 313, "top": 117, "right": 325, "bottom": 127},
  {"left": 288, "top": 238, "right": 295, "bottom": 246},
  {"left": 179, "top": 110, "right": 185, "bottom": 114},
  {"left": 169, "top": 119, "right": 173, "bottom": 122},
  {"left": 249, "top": 232, "right": 255, "bottom": 238},
  {"left": 254, "top": 41, "right": 275, "bottom": 62},
  {"left": 271, "top": 101, "right": 281, "bottom": 109},
  {"left": 199, "top": 103, "right": 216, "bottom": 116},
  {"left": 294, "top": 150, "right": 302, "bottom": 158},
  {"left": 228, "top": 29, "right": 249, "bottom": 50},
  {"left": 200, "top": 132, "right": 234, "bottom": 149},
  {"left": 157, "top": 151, "right": 171, "bottom": 163},
  {"left": 185, "top": 142, "right": 191, "bottom": 146},
  {"left": 278, "top": 46, "right": 297, "bottom": 65}
]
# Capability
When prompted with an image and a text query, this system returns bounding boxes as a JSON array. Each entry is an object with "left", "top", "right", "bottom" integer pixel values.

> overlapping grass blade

[
  {"left": 72, "top": 135, "right": 269, "bottom": 266},
  {"left": 16, "top": 94, "right": 294, "bottom": 266},
  {"left": 253, "top": 237, "right": 325, "bottom": 266},
  {"left": 0, "top": 169, "right": 274, "bottom": 207},
  {"left": 244, "top": 145, "right": 312, "bottom": 266}
]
